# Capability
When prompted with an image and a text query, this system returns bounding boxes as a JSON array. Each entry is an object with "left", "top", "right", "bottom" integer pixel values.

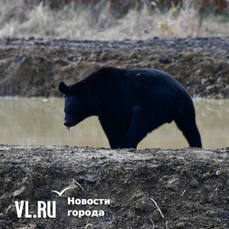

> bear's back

[{"left": 83, "top": 67, "right": 187, "bottom": 99}]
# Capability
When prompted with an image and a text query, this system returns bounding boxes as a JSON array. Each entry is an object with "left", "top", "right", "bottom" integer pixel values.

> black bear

[{"left": 58, "top": 67, "right": 202, "bottom": 149}]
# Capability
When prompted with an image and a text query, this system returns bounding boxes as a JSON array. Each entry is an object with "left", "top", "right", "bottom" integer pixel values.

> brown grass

[{"left": 0, "top": 0, "right": 228, "bottom": 40}]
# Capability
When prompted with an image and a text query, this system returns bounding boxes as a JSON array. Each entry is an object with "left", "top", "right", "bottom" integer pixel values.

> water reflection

[{"left": 0, "top": 97, "right": 228, "bottom": 149}]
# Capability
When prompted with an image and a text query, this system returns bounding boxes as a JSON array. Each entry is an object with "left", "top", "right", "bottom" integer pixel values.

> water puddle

[{"left": 0, "top": 97, "right": 228, "bottom": 149}]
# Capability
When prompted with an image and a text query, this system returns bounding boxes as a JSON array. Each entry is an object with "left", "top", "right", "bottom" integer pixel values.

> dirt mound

[
  {"left": 0, "top": 145, "right": 229, "bottom": 228},
  {"left": 0, "top": 37, "right": 229, "bottom": 98}
]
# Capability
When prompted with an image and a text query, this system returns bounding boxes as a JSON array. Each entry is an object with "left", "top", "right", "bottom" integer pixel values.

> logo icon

[
  {"left": 51, "top": 187, "right": 75, "bottom": 197},
  {"left": 51, "top": 179, "right": 84, "bottom": 197}
]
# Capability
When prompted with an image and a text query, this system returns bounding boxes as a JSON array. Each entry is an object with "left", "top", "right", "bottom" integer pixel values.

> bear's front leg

[
  {"left": 99, "top": 113, "right": 128, "bottom": 149},
  {"left": 116, "top": 107, "right": 162, "bottom": 149},
  {"left": 116, "top": 108, "right": 149, "bottom": 149},
  {"left": 116, "top": 123, "right": 150, "bottom": 149}
]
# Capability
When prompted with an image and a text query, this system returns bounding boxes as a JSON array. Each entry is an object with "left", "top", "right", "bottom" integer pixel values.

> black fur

[{"left": 58, "top": 67, "right": 202, "bottom": 149}]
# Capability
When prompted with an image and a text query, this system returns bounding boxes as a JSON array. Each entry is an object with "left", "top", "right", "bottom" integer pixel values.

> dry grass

[{"left": 0, "top": 0, "right": 228, "bottom": 40}]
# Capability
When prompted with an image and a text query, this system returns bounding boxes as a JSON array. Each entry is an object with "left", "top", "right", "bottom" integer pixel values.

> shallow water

[{"left": 0, "top": 97, "right": 228, "bottom": 149}]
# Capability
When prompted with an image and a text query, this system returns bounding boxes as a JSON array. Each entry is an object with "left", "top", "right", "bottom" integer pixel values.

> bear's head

[{"left": 58, "top": 81, "right": 90, "bottom": 130}]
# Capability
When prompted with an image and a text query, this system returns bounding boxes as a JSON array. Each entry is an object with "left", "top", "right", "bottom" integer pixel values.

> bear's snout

[{"left": 63, "top": 119, "right": 73, "bottom": 127}]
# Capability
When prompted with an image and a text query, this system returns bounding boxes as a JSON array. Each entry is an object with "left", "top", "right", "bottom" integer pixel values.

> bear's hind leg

[{"left": 174, "top": 116, "right": 202, "bottom": 148}]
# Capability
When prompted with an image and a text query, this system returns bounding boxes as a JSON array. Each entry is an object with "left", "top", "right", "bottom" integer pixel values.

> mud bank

[
  {"left": 0, "top": 37, "right": 229, "bottom": 98},
  {"left": 0, "top": 145, "right": 229, "bottom": 228}
]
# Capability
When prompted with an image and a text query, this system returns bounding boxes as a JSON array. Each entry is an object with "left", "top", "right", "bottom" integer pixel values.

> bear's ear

[{"left": 58, "top": 81, "right": 69, "bottom": 95}]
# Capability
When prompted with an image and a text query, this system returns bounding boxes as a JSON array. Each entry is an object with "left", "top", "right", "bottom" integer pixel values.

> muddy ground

[
  {"left": 0, "top": 37, "right": 229, "bottom": 98},
  {"left": 1, "top": 145, "right": 229, "bottom": 229},
  {"left": 0, "top": 37, "right": 229, "bottom": 229}
]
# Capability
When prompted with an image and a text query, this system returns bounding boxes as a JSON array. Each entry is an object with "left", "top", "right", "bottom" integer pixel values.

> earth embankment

[
  {"left": 0, "top": 37, "right": 229, "bottom": 98},
  {"left": 1, "top": 145, "right": 229, "bottom": 228}
]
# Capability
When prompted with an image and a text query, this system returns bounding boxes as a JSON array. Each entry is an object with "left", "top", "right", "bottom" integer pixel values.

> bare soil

[
  {"left": 0, "top": 37, "right": 229, "bottom": 98},
  {"left": 1, "top": 145, "right": 229, "bottom": 229},
  {"left": 0, "top": 38, "right": 229, "bottom": 228}
]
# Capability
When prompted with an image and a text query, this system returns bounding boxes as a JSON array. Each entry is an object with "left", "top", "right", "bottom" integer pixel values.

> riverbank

[
  {"left": 0, "top": 145, "right": 229, "bottom": 228},
  {"left": 0, "top": 37, "right": 229, "bottom": 98}
]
